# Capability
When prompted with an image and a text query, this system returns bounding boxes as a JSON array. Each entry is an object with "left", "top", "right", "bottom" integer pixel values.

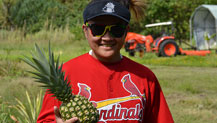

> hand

[{"left": 54, "top": 106, "right": 79, "bottom": 123}]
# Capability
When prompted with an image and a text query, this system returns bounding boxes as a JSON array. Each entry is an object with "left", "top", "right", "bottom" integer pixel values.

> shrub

[
  {"left": 13, "top": 90, "right": 43, "bottom": 122},
  {"left": 10, "top": 0, "right": 74, "bottom": 33},
  {"left": 0, "top": 96, "right": 14, "bottom": 123}
]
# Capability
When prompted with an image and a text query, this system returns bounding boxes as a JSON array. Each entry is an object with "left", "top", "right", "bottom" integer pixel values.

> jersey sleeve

[
  {"left": 37, "top": 91, "right": 62, "bottom": 123},
  {"left": 143, "top": 74, "right": 174, "bottom": 123}
]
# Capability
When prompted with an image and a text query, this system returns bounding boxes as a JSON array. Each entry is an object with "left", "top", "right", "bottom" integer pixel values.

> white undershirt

[{"left": 88, "top": 50, "right": 123, "bottom": 59}]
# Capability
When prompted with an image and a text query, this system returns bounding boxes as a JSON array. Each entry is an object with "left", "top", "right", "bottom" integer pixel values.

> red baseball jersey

[{"left": 37, "top": 53, "right": 174, "bottom": 123}]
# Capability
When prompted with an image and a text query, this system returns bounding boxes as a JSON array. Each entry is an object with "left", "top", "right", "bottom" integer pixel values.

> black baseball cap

[{"left": 83, "top": 0, "right": 131, "bottom": 23}]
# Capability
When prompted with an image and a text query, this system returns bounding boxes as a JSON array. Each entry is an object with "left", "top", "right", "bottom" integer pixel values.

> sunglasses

[{"left": 86, "top": 23, "right": 127, "bottom": 38}]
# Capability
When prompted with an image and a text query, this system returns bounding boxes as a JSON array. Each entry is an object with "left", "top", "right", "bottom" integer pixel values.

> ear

[{"left": 82, "top": 24, "right": 88, "bottom": 38}]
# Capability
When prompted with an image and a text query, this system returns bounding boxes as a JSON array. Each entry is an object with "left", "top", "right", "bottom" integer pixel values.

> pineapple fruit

[{"left": 22, "top": 44, "right": 99, "bottom": 122}]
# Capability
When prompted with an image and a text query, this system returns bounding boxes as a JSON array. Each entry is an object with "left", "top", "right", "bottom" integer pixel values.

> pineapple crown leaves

[{"left": 21, "top": 43, "right": 73, "bottom": 102}]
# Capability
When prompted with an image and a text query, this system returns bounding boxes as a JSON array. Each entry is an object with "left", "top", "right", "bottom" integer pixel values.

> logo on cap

[{"left": 102, "top": 2, "right": 115, "bottom": 13}]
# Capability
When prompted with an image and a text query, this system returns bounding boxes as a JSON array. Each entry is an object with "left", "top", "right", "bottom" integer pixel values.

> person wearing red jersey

[{"left": 37, "top": 0, "right": 174, "bottom": 123}]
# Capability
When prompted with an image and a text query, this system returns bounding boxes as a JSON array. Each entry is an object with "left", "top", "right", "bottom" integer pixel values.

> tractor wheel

[{"left": 159, "top": 40, "right": 179, "bottom": 57}]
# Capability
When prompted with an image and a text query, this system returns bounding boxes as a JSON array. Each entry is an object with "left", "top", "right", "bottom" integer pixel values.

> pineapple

[{"left": 22, "top": 44, "right": 99, "bottom": 122}]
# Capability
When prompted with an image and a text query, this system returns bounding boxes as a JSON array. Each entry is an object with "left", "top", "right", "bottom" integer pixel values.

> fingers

[
  {"left": 54, "top": 106, "right": 79, "bottom": 123},
  {"left": 65, "top": 117, "right": 79, "bottom": 123},
  {"left": 54, "top": 106, "right": 64, "bottom": 123},
  {"left": 54, "top": 106, "right": 61, "bottom": 118}
]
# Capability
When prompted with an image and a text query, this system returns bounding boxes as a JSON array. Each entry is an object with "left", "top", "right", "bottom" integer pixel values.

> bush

[{"left": 13, "top": 90, "right": 43, "bottom": 122}]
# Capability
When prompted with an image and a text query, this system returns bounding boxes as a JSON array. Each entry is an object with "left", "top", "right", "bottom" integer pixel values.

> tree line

[{"left": 0, "top": 0, "right": 216, "bottom": 41}]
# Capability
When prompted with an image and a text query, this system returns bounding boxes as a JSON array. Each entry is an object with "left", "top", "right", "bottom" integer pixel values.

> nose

[{"left": 101, "top": 30, "right": 114, "bottom": 40}]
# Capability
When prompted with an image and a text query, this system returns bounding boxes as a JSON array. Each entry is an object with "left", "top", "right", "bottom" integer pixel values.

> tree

[
  {"left": 0, "top": 0, "right": 16, "bottom": 29},
  {"left": 140, "top": 0, "right": 217, "bottom": 43}
]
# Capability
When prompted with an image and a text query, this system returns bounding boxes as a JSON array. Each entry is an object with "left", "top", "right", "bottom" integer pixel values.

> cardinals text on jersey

[{"left": 77, "top": 74, "right": 146, "bottom": 122}]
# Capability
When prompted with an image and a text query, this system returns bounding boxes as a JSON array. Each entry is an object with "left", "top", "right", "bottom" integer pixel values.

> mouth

[{"left": 100, "top": 44, "right": 115, "bottom": 47}]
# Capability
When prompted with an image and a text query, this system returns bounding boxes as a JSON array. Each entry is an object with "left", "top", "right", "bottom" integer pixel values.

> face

[{"left": 83, "top": 15, "right": 129, "bottom": 63}]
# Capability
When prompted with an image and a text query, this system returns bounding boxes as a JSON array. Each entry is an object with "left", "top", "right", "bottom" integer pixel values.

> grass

[
  {"left": 123, "top": 51, "right": 217, "bottom": 67},
  {"left": 0, "top": 29, "right": 217, "bottom": 122},
  {"left": 0, "top": 98, "right": 14, "bottom": 123},
  {"left": 151, "top": 66, "right": 217, "bottom": 123}
]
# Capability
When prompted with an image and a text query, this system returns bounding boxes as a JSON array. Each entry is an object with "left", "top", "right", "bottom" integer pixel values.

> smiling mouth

[{"left": 100, "top": 44, "right": 114, "bottom": 47}]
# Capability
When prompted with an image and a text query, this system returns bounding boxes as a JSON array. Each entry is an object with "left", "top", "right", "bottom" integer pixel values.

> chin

[{"left": 100, "top": 52, "right": 115, "bottom": 58}]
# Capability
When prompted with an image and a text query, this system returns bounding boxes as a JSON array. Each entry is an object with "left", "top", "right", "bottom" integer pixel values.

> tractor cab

[{"left": 145, "top": 21, "right": 179, "bottom": 56}]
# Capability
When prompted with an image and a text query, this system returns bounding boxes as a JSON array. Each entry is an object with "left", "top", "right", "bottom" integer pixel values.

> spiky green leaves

[
  {"left": 21, "top": 43, "right": 73, "bottom": 102},
  {"left": 22, "top": 43, "right": 99, "bottom": 122}
]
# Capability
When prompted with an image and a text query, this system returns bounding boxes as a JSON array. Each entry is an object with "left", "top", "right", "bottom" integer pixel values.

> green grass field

[{"left": 0, "top": 30, "right": 217, "bottom": 122}]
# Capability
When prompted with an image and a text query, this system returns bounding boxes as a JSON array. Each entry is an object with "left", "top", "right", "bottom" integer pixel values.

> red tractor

[{"left": 124, "top": 21, "right": 211, "bottom": 57}]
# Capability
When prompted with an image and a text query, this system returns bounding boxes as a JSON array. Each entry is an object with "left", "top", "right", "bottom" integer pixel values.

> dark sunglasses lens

[
  {"left": 89, "top": 24, "right": 105, "bottom": 36},
  {"left": 110, "top": 25, "right": 126, "bottom": 37}
]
